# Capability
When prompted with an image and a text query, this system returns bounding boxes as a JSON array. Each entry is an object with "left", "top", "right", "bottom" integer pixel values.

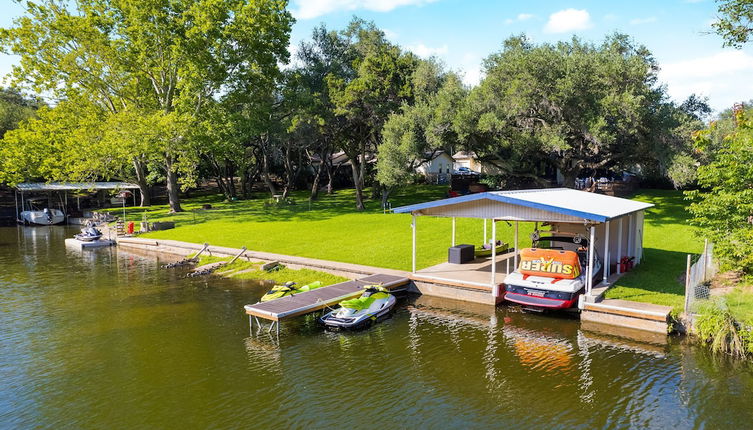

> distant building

[
  {"left": 415, "top": 150, "right": 455, "bottom": 176},
  {"left": 452, "top": 151, "right": 502, "bottom": 175}
]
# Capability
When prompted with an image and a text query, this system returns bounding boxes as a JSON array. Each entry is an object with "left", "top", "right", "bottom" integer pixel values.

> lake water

[{"left": 1, "top": 226, "right": 752, "bottom": 429}]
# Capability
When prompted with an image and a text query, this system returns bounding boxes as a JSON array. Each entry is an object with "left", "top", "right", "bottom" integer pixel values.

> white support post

[
  {"left": 603, "top": 220, "right": 610, "bottom": 283},
  {"left": 491, "top": 220, "right": 498, "bottom": 297},
  {"left": 411, "top": 215, "right": 417, "bottom": 274},
  {"left": 483, "top": 219, "right": 487, "bottom": 245},
  {"left": 513, "top": 221, "right": 519, "bottom": 268},
  {"left": 627, "top": 214, "right": 634, "bottom": 260},
  {"left": 14, "top": 190, "right": 18, "bottom": 222},
  {"left": 587, "top": 225, "right": 596, "bottom": 296},
  {"left": 616, "top": 218, "right": 623, "bottom": 274},
  {"left": 451, "top": 217, "right": 456, "bottom": 247}
]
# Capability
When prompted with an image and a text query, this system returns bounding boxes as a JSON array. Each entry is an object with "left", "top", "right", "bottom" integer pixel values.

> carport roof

[
  {"left": 393, "top": 188, "right": 653, "bottom": 223},
  {"left": 16, "top": 182, "right": 139, "bottom": 191}
]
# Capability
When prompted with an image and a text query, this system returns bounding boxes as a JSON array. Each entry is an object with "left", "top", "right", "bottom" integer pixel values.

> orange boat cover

[{"left": 518, "top": 248, "right": 581, "bottom": 279}]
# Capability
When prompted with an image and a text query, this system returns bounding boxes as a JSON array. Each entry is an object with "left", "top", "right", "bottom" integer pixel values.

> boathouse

[
  {"left": 15, "top": 182, "right": 140, "bottom": 221},
  {"left": 393, "top": 188, "right": 654, "bottom": 306}
]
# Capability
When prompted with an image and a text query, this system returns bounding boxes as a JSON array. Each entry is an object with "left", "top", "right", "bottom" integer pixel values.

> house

[
  {"left": 452, "top": 151, "right": 502, "bottom": 175},
  {"left": 415, "top": 150, "right": 455, "bottom": 176}
]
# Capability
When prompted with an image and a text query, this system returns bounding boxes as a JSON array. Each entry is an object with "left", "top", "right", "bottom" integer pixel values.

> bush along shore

[{"left": 690, "top": 288, "right": 753, "bottom": 358}]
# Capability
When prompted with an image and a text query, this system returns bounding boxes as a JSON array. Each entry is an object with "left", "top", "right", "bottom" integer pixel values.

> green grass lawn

[
  {"left": 604, "top": 189, "right": 704, "bottom": 311},
  {"left": 120, "top": 186, "right": 704, "bottom": 310},
  {"left": 120, "top": 186, "right": 535, "bottom": 271}
]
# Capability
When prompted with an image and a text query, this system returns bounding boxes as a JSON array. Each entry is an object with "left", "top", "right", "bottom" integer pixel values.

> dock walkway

[{"left": 244, "top": 274, "right": 410, "bottom": 335}]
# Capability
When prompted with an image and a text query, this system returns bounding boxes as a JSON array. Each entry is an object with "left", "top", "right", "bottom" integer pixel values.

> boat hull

[
  {"left": 320, "top": 295, "right": 396, "bottom": 330},
  {"left": 503, "top": 289, "right": 580, "bottom": 310},
  {"left": 20, "top": 210, "right": 65, "bottom": 225}
]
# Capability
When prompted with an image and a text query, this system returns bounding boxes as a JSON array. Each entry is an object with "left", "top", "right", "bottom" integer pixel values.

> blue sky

[{"left": 2, "top": 0, "right": 752, "bottom": 112}]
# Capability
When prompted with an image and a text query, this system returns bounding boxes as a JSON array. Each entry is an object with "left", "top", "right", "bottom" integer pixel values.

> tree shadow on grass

[
  {"left": 608, "top": 248, "right": 690, "bottom": 306},
  {"left": 632, "top": 189, "right": 693, "bottom": 227},
  {"left": 117, "top": 185, "right": 450, "bottom": 226}
]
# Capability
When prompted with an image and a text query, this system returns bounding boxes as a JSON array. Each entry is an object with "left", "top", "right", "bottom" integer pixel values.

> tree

[
  {"left": 0, "top": 87, "right": 44, "bottom": 138},
  {"left": 377, "top": 60, "right": 466, "bottom": 205},
  {"left": 1, "top": 0, "right": 292, "bottom": 212},
  {"left": 465, "top": 34, "right": 676, "bottom": 187},
  {"left": 687, "top": 108, "right": 753, "bottom": 273},
  {"left": 713, "top": 0, "right": 753, "bottom": 47},
  {"left": 326, "top": 19, "right": 417, "bottom": 210}
]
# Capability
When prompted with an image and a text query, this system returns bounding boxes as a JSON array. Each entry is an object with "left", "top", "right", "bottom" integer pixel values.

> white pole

[
  {"left": 587, "top": 225, "right": 595, "bottom": 296},
  {"left": 14, "top": 190, "right": 18, "bottom": 222},
  {"left": 491, "top": 219, "right": 498, "bottom": 296},
  {"left": 483, "top": 219, "right": 487, "bottom": 245},
  {"left": 451, "top": 217, "right": 456, "bottom": 247},
  {"left": 514, "top": 221, "right": 519, "bottom": 268},
  {"left": 411, "top": 215, "right": 417, "bottom": 274},
  {"left": 627, "top": 214, "right": 634, "bottom": 259},
  {"left": 603, "top": 220, "right": 610, "bottom": 283},
  {"left": 617, "top": 218, "right": 623, "bottom": 274}
]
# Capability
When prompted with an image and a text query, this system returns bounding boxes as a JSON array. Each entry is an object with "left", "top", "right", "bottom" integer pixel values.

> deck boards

[{"left": 244, "top": 274, "right": 410, "bottom": 321}]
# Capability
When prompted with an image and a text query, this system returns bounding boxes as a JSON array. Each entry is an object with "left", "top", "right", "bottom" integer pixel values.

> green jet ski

[
  {"left": 260, "top": 281, "right": 323, "bottom": 302},
  {"left": 319, "top": 285, "right": 396, "bottom": 330}
]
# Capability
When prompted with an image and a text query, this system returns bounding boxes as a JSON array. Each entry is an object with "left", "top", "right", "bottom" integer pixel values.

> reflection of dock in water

[{"left": 579, "top": 320, "right": 668, "bottom": 358}]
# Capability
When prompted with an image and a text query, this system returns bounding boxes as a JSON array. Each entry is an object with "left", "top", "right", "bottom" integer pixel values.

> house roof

[
  {"left": 16, "top": 182, "right": 140, "bottom": 192},
  {"left": 393, "top": 188, "right": 653, "bottom": 223},
  {"left": 452, "top": 151, "right": 477, "bottom": 160}
]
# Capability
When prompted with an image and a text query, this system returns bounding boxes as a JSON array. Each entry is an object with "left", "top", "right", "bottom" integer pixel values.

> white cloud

[
  {"left": 407, "top": 43, "right": 448, "bottom": 57},
  {"left": 382, "top": 28, "right": 399, "bottom": 41},
  {"left": 459, "top": 52, "right": 482, "bottom": 87},
  {"left": 629, "top": 16, "right": 657, "bottom": 25},
  {"left": 544, "top": 9, "right": 593, "bottom": 33},
  {"left": 291, "top": 0, "right": 437, "bottom": 20},
  {"left": 505, "top": 13, "right": 534, "bottom": 25},
  {"left": 660, "top": 50, "right": 753, "bottom": 111}
]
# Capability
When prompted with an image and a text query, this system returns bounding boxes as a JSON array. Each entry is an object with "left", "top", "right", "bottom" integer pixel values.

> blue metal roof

[{"left": 392, "top": 188, "right": 653, "bottom": 222}]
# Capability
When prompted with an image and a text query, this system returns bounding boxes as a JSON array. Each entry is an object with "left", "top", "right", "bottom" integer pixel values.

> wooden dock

[{"left": 244, "top": 274, "right": 410, "bottom": 335}]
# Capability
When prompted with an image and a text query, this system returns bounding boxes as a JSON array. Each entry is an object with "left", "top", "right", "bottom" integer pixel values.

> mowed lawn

[
  {"left": 129, "top": 186, "right": 534, "bottom": 271},
  {"left": 605, "top": 189, "right": 703, "bottom": 311},
  {"left": 126, "top": 186, "right": 699, "bottom": 309}
]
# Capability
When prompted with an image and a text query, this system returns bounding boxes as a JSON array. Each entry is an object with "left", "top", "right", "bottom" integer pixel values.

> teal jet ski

[{"left": 319, "top": 285, "right": 396, "bottom": 330}]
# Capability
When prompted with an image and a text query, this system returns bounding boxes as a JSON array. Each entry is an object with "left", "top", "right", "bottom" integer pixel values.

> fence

[
  {"left": 425, "top": 173, "right": 450, "bottom": 185},
  {"left": 684, "top": 240, "right": 719, "bottom": 314}
]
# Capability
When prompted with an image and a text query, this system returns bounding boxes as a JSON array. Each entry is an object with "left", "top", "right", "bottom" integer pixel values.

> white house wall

[
  {"left": 417, "top": 153, "right": 455, "bottom": 175},
  {"left": 417, "top": 199, "right": 587, "bottom": 223}
]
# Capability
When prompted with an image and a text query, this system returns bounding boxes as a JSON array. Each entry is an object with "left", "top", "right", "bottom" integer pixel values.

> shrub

[{"left": 693, "top": 299, "right": 752, "bottom": 358}]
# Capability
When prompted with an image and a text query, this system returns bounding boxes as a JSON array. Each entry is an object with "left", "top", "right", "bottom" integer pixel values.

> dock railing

[{"left": 684, "top": 240, "right": 718, "bottom": 315}]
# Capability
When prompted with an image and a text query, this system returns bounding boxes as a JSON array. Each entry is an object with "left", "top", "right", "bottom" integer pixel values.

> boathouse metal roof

[
  {"left": 16, "top": 182, "right": 140, "bottom": 192},
  {"left": 393, "top": 188, "right": 653, "bottom": 223}
]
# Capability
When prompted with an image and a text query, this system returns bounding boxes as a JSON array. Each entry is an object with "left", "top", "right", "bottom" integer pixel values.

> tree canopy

[
  {"left": 0, "top": 0, "right": 293, "bottom": 210},
  {"left": 713, "top": 0, "right": 753, "bottom": 47}
]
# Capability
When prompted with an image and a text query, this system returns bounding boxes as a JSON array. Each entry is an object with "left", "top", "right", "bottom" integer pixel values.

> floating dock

[
  {"left": 64, "top": 238, "right": 116, "bottom": 250},
  {"left": 244, "top": 273, "right": 410, "bottom": 335}
]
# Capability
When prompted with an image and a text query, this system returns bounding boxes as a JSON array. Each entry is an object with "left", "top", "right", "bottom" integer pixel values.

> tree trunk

[
  {"left": 381, "top": 187, "right": 391, "bottom": 209},
  {"left": 165, "top": 155, "right": 183, "bottom": 212},
  {"left": 133, "top": 158, "right": 151, "bottom": 207},
  {"left": 310, "top": 162, "right": 322, "bottom": 201},
  {"left": 350, "top": 161, "right": 365, "bottom": 211},
  {"left": 560, "top": 168, "right": 579, "bottom": 189}
]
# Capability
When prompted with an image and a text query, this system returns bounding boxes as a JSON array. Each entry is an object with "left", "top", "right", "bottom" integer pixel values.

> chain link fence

[{"left": 684, "top": 240, "right": 719, "bottom": 314}]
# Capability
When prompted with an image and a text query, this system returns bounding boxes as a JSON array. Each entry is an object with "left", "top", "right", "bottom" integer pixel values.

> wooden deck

[
  {"left": 412, "top": 252, "right": 516, "bottom": 290},
  {"left": 243, "top": 274, "right": 410, "bottom": 322}
]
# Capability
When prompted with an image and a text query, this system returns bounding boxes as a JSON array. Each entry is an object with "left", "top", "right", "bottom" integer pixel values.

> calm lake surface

[{"left": 1, "top": 226, "right": 752, "bottom": 429}]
